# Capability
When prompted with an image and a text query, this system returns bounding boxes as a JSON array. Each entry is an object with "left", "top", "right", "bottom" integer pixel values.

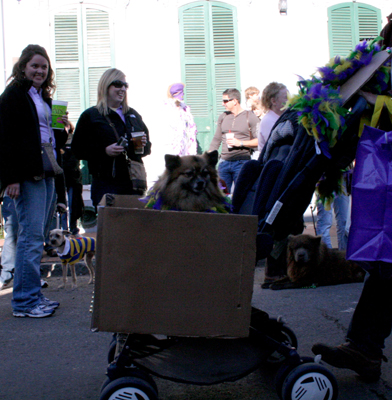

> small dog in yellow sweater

[{"left": 49, "top": 229, "right": 96, "bottom": 289}]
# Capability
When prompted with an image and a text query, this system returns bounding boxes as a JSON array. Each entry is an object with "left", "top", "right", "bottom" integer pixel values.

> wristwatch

[{"left": 240, "top": 141, "right": 244, "bottom": 147}]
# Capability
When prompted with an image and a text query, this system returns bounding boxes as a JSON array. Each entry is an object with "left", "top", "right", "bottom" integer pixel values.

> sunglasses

[
  {"left": 222, "top": 98, "right": 234, "bottom": 103},
  {"left": 110, "top": 80, "right": 129, "bottom": 89}
]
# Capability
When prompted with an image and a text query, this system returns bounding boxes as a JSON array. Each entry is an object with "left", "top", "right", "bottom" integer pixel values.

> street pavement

[{"left": 0, "top": 221, "right": 391, "bottom": 400}]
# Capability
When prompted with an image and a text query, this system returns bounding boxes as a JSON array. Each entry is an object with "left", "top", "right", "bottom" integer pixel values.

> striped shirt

[{"left": 57, "top": 237, "right": 96, "bottom": 265}]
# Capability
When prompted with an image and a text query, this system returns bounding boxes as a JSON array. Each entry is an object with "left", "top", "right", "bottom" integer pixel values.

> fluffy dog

[
  {"left": 270, "top": 234, "right": 365, "bottom": 290},
  {"left": 146, "top": 150, "right": 231, "bottom": 212},
  {"left": 48, "top": 229, "right": 96, "bottom": 289}
]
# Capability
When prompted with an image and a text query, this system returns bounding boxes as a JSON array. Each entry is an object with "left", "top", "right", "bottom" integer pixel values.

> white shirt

[{"left": 28, "top": 86, "right": 54, "bottom": 145}]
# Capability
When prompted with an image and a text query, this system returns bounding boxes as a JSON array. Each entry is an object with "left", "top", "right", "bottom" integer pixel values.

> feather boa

[
  {"left": 139, "top": 187, "right": 232, "bottom": 213},
  {"left": 285, "top": 38, "right": 391, "bottom": 158}
]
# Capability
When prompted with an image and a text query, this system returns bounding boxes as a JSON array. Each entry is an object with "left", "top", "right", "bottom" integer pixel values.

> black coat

[
  {"left": 71, "top": 106, "right": 151, "bottom": 182},
  {"left": 0, "top": 80, "right": 68, "bottom": 191}
]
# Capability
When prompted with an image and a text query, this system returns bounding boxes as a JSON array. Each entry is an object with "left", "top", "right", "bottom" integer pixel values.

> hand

[
  {"left": 358, "top": 90, "right": 378, "bottom": 106},
  {"left": 227, "top": 137, "right": 242, "bottom": 147},
  {"left": 105, "top": 142, "right": 126, "bottom": 157},
  {"left": 5, "top": 183, "right": 20, "bottom": 199},
  {"left": 56, "top": 203, "right": 67, "bottom": 214},
  {"left": 58, "top": 111, "right": 71, "bottom": 131}
]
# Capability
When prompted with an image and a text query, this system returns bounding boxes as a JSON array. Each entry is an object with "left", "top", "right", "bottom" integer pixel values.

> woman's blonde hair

[
  {"left": 261, "top": 82, "right": 287, "bottom": 111},
  {"left": 96, "top": 68, "right": 130, "bottom": 116}
]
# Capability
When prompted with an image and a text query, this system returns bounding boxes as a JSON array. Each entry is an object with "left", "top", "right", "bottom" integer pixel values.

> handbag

[
  {"left": 104, "top": 115, "right": 147, "bottom": 193},
  {"left": 346, "top": 124, "right": 392, "bottom": 263},
  {"left": 41, "top": 142, "right": 64, "bottom": 177}
]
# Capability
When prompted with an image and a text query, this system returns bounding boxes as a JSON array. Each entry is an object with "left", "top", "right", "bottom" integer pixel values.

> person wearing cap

[{"left": 162, "top": 83, "right": 198, "bottom": 156}]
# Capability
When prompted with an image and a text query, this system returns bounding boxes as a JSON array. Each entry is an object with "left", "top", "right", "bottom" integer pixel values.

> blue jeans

[
  {"left": 218, "top": 159, "right": 248, "bottom": 194},
  {"left": 0, "top": 196, "right": 18, "bottom": 284},
  {"left": 11, "top": 178, "right": 56, "bottom": 312},
  {"left": 347, "top": 264, "right": 392, "bottom": 357},
  {"left": 316, "top": 192, "right": 349, "bottom": 251}
]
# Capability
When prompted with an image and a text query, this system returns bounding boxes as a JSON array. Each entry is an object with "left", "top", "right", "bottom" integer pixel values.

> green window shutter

[
  {"left": 84, "top": 8, "right": 112, "bottom": 107},
  {"left": 211, "top": 4, "right": 239, "bottom": 118},
  {"left": 328, "top": 2, "right": 381, "bottom": 58},
  {"left": 328, "top": 4, "right": 354, "bottom": 58},
  {"left": 357, "top": 4, "right": 381, "bottom": 41},
  {"left": 53, "top": 9, "right": 82, "bottom": 119},
  {"left": 179, "top": 1, "right": 240, "bottom": 153},
  {"left": 52, "top": 5, "right": 114, "bottom": 184}
]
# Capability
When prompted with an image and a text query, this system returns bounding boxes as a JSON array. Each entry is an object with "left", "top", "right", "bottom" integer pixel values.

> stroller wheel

[
  {"left": 102, "top": 368, "right": 158, "bottom": 394},
  {"left": 275, "top": 357, "right": 315, "bottom": 399},
  {"left": 267, "top": 324, "right": 298, "bottom": 364},
  {"left": 280, "top": 363, "right": 338, "bottom": 400},
  {"left": 100, "top": 376, "right": 158, "bottom": 400}
]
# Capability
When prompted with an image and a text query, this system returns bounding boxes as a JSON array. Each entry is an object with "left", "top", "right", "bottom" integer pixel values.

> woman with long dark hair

[{"left": 0, "top": 44, "right": 69, "bottom": 317}]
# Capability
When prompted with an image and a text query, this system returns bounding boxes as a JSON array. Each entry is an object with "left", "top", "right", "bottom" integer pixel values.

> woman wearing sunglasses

[{"left": 72, "top": 68, "right": 151, "bottom": 207}]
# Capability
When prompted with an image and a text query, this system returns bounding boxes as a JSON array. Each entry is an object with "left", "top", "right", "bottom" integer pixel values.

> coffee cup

[
  {"left": 226, "top": 132, "right": 234, "bottom": 148},
  {"left": 52, "top": 100, "right": 68, "bottom": 129},
  {"left": 132, "top": 131, "right": 145, "bottom": 154}
]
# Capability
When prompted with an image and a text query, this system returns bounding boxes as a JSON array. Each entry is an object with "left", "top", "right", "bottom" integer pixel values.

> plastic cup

[
  {"left": 52, "top": 100, "right": 68, "bottom": 129},
  {"left": 132, "top": 131, "right": 145, "bottom": 154},
  {"left": 226, "top": 132, "right": 234, "bottom": 148}
]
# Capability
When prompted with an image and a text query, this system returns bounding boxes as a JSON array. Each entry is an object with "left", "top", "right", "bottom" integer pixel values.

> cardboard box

[
  {"left": 340, "top": 50, "right": 391, "bottom": 104},
  {"left": 91, "top": 195, "right": 258, "bottom": 338}
]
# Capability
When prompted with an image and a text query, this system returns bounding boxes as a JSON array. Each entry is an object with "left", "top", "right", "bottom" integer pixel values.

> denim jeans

[
  {"left": 316, "top": 192, "right": 349, "bottom": 250},
  {"left": 218, "top": 159, "right": 248, "bottom": 194},
  {"left": 347, "top": 264, "right": 392, "bottom": 357},
  {"left": 11, "top": 177, "right": 56, "bottom": 312},
  {"left": 0, "top": 196, "right": 18, "bottom": 284}
]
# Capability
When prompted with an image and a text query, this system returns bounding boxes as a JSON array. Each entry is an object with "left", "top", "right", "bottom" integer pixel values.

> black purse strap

[
  {"left": 104, "top": 115, "right": 120, "bottom": 141},
  {"left": 105, "top": 115, "right": 131, "bottom": 179}
]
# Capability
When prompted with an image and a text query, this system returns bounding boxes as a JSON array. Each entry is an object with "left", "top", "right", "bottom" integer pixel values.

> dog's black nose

[{"left": 193, "top": 179, "right": 206, "bottom": 193}]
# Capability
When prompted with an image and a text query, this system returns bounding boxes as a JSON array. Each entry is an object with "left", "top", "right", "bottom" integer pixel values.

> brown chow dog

[
  {"left": 270, "top": 234, "right": 365, "bottom": 290},
  {"left": 150, "top": 150, "right": 229, "bottom": 212}
]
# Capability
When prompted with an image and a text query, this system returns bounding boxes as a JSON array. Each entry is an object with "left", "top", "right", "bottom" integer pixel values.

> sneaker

[
  {"left": 40, "top": 297, "right": 60, "bottom": 309},
  {"left": 0, "top": 270, "right": 14, "bottom": 290},
  {"left": 13, "top": 303, "right": 55, "bottom": 318},
  {"left": 41, "top": 279, "right": 49, "bottom": 288},
  {"left": 312, "top": 341, "right": 383, "bottom": 381}
]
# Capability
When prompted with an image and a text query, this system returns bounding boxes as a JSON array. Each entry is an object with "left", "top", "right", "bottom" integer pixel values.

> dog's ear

[
  {"left": 62, "top": 230, "right": 72, "bottom": 236},
  {"left": 164, "top": 154, "right": 182, "bottom": 172},
  {"left": 204, "top": 150, "right": 219, "bottom": 167}
]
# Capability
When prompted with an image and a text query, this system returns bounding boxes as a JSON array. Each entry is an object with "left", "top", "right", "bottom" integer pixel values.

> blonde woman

[{"left": 72, "top": 68, "right": 151, "bottom": 206}]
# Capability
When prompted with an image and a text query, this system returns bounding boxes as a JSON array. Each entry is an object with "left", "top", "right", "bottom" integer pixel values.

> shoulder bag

[{"left": 104, "top": 115, "right": 147, "bottom": 194}]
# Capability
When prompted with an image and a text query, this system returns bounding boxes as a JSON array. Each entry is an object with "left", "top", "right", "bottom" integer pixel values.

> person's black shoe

[{"left": 312, "top": 341, "right": 383, "bottom": 381}]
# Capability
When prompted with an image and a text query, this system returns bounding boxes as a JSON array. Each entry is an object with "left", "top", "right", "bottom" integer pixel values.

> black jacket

[
  {"left": 0, "top": 80, "right": 68, "bottom": 191},
  {"left": 71, "top": 106, "right": 151, "bottom": 181}
]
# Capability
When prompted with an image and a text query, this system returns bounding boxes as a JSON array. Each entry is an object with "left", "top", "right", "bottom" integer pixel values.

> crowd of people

[{"left": 0, "top": 14, "right": 392, "bottom": 383}]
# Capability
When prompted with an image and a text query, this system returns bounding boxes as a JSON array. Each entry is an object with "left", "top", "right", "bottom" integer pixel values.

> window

[
  {"left": 328, "top": 2, "right": 381, "bottom": 58},
  {"left": 52, "top": 5, "right": 114, "bottom": 183},
  {"left": 179, "top": 1, "right": 240, "bottom": 152}
]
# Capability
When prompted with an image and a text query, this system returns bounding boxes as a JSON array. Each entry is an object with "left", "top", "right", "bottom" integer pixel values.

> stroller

[
  {"left": 97, "top": 47, "right": 391, "bottom": 400},
  {"left": 95, "top": 199, "right": 338, "bottom": 400},
  {"left": 100, "top": 310, "right": 338, "bottom": 400}
]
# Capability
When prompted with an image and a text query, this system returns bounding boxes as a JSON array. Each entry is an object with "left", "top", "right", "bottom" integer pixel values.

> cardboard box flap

[{"left": 340, "top": 50, "right": 391, "bottom": 104}]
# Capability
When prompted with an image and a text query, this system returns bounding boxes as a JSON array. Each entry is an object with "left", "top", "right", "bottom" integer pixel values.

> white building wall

[{"left": 0, "top": 0, "right": 390, "bottom": 182}]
